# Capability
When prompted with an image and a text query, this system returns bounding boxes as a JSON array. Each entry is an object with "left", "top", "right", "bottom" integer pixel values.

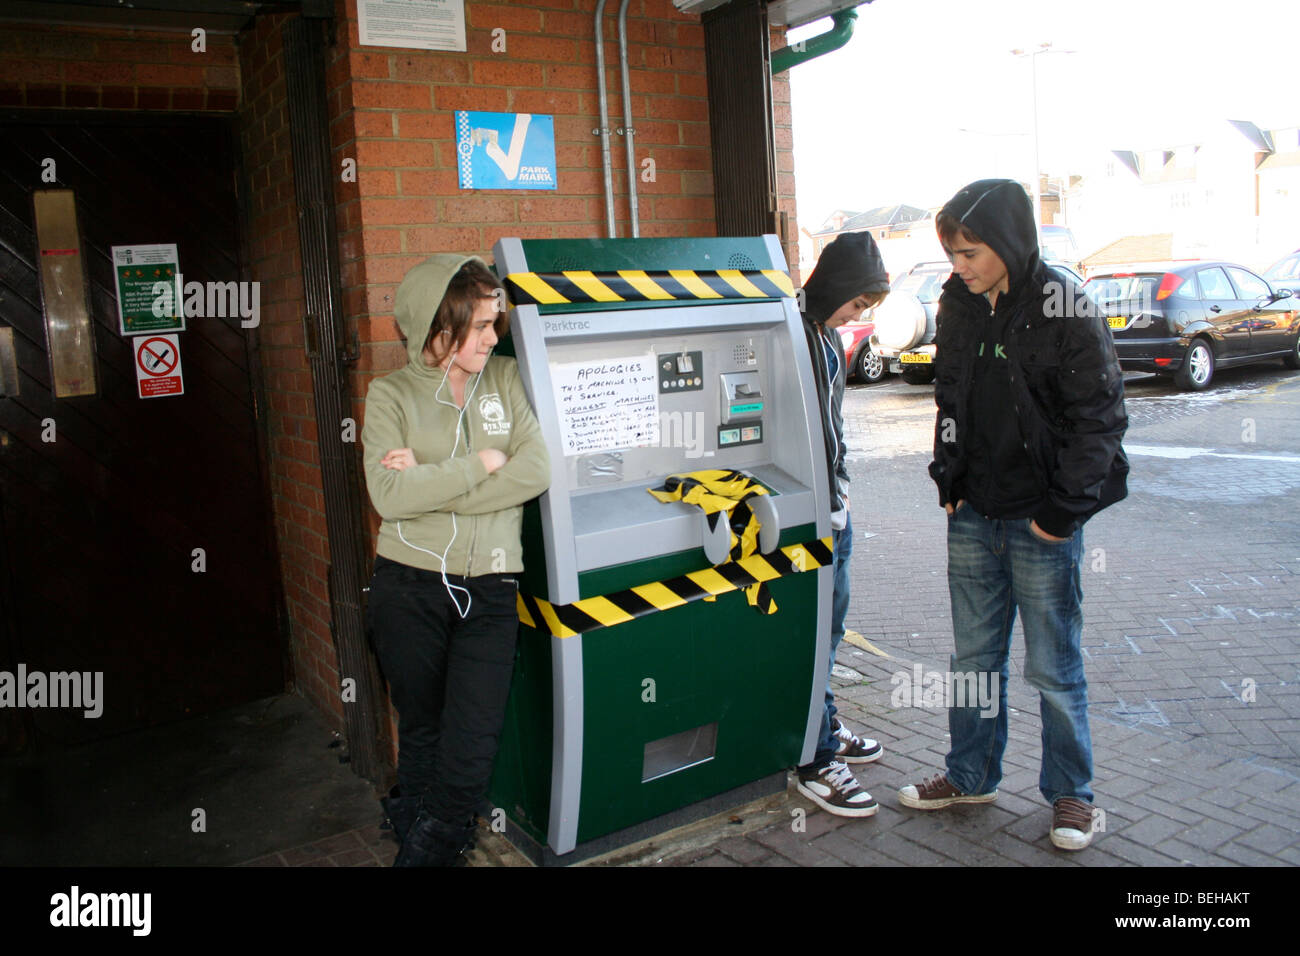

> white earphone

[{"left": 395, "top": 344, "right": 487, "bottom": 620}]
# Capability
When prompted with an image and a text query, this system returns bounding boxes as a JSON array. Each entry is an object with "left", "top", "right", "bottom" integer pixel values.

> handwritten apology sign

[{"left": 552, "top": 355, "right": 659, "bottom": 455}]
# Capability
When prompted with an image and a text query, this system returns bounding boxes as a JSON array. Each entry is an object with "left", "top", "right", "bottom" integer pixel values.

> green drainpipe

[{"left": 771, "top": 7, "right": 861, "bottom": 75}]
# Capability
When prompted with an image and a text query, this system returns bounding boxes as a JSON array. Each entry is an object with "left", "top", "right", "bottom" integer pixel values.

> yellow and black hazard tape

[
  {"left": 504, "top": 269, "right": 796, "bottom": 306},
  {"left": 515, "top": 536, "right": 832, "bottom": 638}
]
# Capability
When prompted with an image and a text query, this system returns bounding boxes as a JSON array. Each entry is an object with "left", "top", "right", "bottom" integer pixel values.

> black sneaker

[
  {"left": 796, "top": 759, "right": 878, "bottom": 817},
  {"left": 832, "top": 718, "right": 883, "bottom": 763}
]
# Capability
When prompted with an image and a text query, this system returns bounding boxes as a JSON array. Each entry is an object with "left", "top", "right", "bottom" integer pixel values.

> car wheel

[
  {"left": 1175, "top": 339, "right": 1215, "bottom": 390},
  {"left": 1284, "top": 333, "right": 1300, "bottom": 370},
  {"left": 855, "top": 344, "right": 886, "bottom": 383},
  {"left": 901, "top": 366, "right": 935, "bottom": 385}
]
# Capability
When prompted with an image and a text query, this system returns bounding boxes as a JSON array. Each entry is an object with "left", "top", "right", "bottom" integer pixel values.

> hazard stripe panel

[
  {"left": 516, "top": 537, "right": 832, "bottom": 638},
  {"left": 503, "top": 269, "right": 797, "bottom": 306}
]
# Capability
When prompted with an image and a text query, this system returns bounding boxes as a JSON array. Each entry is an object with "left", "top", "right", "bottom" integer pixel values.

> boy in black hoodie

[
  {"left": 795, "top": 232, "right": 892, "bottom": 817},
  {"left": 896, "top": 180, "right": 1128, "bottom": 850}
]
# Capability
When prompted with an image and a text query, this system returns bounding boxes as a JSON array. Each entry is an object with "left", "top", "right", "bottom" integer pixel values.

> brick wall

[
  {"left": 331, "top": 0, "right": 715, "bottom": 386},
  {"left": 0, "top": 22, "right": 238, "bottom": 110},
  {"left": 236, "top": 13, "right": 339, "bottom": 724}
]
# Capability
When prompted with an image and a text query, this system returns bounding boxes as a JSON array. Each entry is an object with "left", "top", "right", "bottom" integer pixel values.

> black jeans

[{"left": 366, "top": 554, "right": 519, "bottom": 824}]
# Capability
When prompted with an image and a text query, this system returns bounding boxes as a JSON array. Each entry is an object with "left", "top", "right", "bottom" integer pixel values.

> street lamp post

[{"left": 1011, "top": 43, "right": 1074, "bottom": 250}]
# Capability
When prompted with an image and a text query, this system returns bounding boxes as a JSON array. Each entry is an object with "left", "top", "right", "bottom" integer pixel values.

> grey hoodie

[{"left": 361, "top": 254, "right": 551, "bottom": 575}]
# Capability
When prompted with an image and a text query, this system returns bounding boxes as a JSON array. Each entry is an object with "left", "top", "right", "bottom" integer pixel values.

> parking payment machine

[{"left": 488, "top": 236, "right": 833, "bottom": 862}]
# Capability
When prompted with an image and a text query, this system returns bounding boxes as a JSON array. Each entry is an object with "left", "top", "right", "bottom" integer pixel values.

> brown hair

[
  {"left": 424, "top": 259, "right": 508, "bottom": 366},
  {"left": 936, "top": 212, "right": 985, "bottom": 249}
]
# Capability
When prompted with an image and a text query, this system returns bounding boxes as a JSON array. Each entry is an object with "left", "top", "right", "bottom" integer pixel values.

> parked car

[
  {"left": 1052, "top": 261, "right": 1086, "bottom": 285},
  {"left": 871, "top": 260, "right": 1092, "bottom": 386},
  {"left": 870, "top": 261, "right": 948, "bottom": 384},
  {"left": 839, "top": 317, "right": 887, "bottom": 383},
  {"left": 1041, "top": 224, "right": 1082, "bottom": 274},
  {"left": 1264, "top": 249, "right": 1300, "bottom": 288},
  {"left": 1084, "top": 261, "right": 1300, "bottom": 390}
]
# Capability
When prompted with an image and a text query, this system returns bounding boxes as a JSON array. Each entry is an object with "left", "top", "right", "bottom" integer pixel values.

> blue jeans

[
  {"left": 944, "top": 504, "right": 1093, "bottom": 804},
  {"left": 807, "top": 509, "right": 852, "bottom": 770}
]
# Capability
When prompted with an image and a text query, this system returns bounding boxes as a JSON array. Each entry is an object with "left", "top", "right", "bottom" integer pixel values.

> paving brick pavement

[{"left": 244, "top": 368, "right": 1298, "bottom": 869}]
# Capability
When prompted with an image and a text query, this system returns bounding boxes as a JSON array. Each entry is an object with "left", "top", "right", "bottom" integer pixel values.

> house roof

[
  {"left": 812, "top": 204, "right": 930, "bottom": 237},
  {"left": 1227, "top": 119, "right": 1273, "bottom": 152},
  {"left": 1081, "top": 234, "right": 1175, "bottom": 269},
  {"left": 1110, "top": 148, "right": 1200, "bottom": 183},
  {"left": 815, "top": 209, "right": 862, "bottom": 232}
]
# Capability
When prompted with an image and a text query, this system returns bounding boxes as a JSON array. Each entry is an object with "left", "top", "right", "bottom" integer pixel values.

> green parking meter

[{"left": 488, "top": 236, "right": 833, "bottom": 863}]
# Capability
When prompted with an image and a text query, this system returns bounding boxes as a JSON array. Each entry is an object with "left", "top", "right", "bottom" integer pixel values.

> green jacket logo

[{"left": 478, "top": 393, "right": 510, "bottom": 435}]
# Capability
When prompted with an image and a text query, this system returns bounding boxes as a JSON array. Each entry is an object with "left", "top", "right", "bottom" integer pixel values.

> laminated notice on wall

[
  {"left": 358, "top": 0, "right": 466, "bottom": 52},
  {"left": 552, "top": 356, "right": 659, "bottom": 456},
  {"left": 111, "top": 243, "right": 183, "bottom": 335}
]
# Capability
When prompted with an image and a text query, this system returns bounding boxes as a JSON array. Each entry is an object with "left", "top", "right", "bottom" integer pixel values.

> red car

[{"left": 839, "top": 318, "right": 887, "bottom": 383}]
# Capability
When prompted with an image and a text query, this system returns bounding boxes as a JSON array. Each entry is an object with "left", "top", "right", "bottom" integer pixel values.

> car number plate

[
  {"left": 1107, "top": 316, "right": 1127, "bottom": 330},
  {"left": 900, "top": 352, "right": 931, "bottom": 364}
]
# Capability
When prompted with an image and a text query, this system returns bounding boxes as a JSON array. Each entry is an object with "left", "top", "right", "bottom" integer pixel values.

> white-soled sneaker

[
  {"left": 1050, "top": 797, "right": 1096, "bottom": 850},
  {"left": 796, "top": 759, "right": 878, "bottom": 817},
  {"left": 898, "top": 773, "right": 998, "bottom": 810},
  {"left": 832, "top": 718, "right": 883, "bottom": 763}
]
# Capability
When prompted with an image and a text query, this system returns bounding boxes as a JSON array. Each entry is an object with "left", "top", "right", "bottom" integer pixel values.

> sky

[{"left": 788, "top": 0, "right": 1299, "bottom": 230}]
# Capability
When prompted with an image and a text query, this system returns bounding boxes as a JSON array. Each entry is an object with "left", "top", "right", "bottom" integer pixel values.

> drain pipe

[
  {"left": 617, "top": 0, "right": 639, "bottom": 237},
  {"left": 593, "top": 0, "right": 617, "bottom": 237},
  {"left": 770, "top": 7, "right": 860, "bottom": 75}
]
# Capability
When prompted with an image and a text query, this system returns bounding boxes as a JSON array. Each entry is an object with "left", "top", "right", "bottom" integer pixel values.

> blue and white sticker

[{"left": 455, "top": 111, "right": 557, "bottom": 190}]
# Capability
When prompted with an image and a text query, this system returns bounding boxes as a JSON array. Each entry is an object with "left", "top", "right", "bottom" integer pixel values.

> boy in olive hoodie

[{"left": 363, "top": 255, "right": 551, "bottom": 866}]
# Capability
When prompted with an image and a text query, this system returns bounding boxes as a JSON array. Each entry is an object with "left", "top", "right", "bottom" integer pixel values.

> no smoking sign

[{"left": 134, "top": 333, "right": 184, "bottom": 398}]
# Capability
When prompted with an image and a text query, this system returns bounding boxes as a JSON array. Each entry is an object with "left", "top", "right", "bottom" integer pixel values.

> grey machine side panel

[
  {"left": 494, "top": 237, "right": 581, "bottom": 604},
  {"left": 547, "top": 633, "right": 584, "bottom": 855},
  {"left": 495, "top": 238, "right": 586, "bottom": 854}
]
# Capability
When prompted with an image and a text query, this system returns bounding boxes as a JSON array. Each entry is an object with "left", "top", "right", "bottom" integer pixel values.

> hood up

[
  {"left": 939, "top": 179, "right": 1040, "bottom": 299},
  {"left": 802, "top": 231, "right": 891, "bottom": 324},
  {"left": 392, "top": 254, "right": 486, "bottom": 368}
]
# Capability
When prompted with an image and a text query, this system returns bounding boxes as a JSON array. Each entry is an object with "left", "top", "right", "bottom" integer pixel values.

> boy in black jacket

[
  {"left": 796, "top": 233, "right": 891, "bottom": 817},
  {"left": 897, "top": 180, "right": 1128, "bottom": 850}
]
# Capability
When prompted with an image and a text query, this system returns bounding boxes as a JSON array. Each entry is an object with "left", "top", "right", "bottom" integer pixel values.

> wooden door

[{"left": 0, "top": 112, "right": 285, "bottom": 749}]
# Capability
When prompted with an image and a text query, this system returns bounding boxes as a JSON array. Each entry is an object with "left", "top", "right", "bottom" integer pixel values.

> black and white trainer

[
  {"left": 832, "top": 718, "right": 883, "bottom": 764},
  {"left": 796, "top": 759, "right": 878, "bottom": 817}
]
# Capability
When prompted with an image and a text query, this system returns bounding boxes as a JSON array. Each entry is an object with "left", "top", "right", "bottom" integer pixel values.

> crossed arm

[{"left": 364, "top": 367, "right": 551, "bottom": 519}]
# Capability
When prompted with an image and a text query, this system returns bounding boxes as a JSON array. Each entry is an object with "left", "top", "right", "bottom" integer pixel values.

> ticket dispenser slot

[{"left": 720, "top": 370, "right": 763, "bottom": 423}]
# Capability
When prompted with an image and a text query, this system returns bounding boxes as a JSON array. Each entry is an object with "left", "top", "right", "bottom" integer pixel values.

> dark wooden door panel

[{"left": 0, "top": 113, "right": 285, "bottom": 747}]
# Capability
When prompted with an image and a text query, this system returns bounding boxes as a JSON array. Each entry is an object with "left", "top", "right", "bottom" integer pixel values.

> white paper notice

[
  {"left": 358, "top": 0, "right": 466, "bottom": 52},
  {"left": 552, "top": 356, "right": 660, "bottom": 456}
]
